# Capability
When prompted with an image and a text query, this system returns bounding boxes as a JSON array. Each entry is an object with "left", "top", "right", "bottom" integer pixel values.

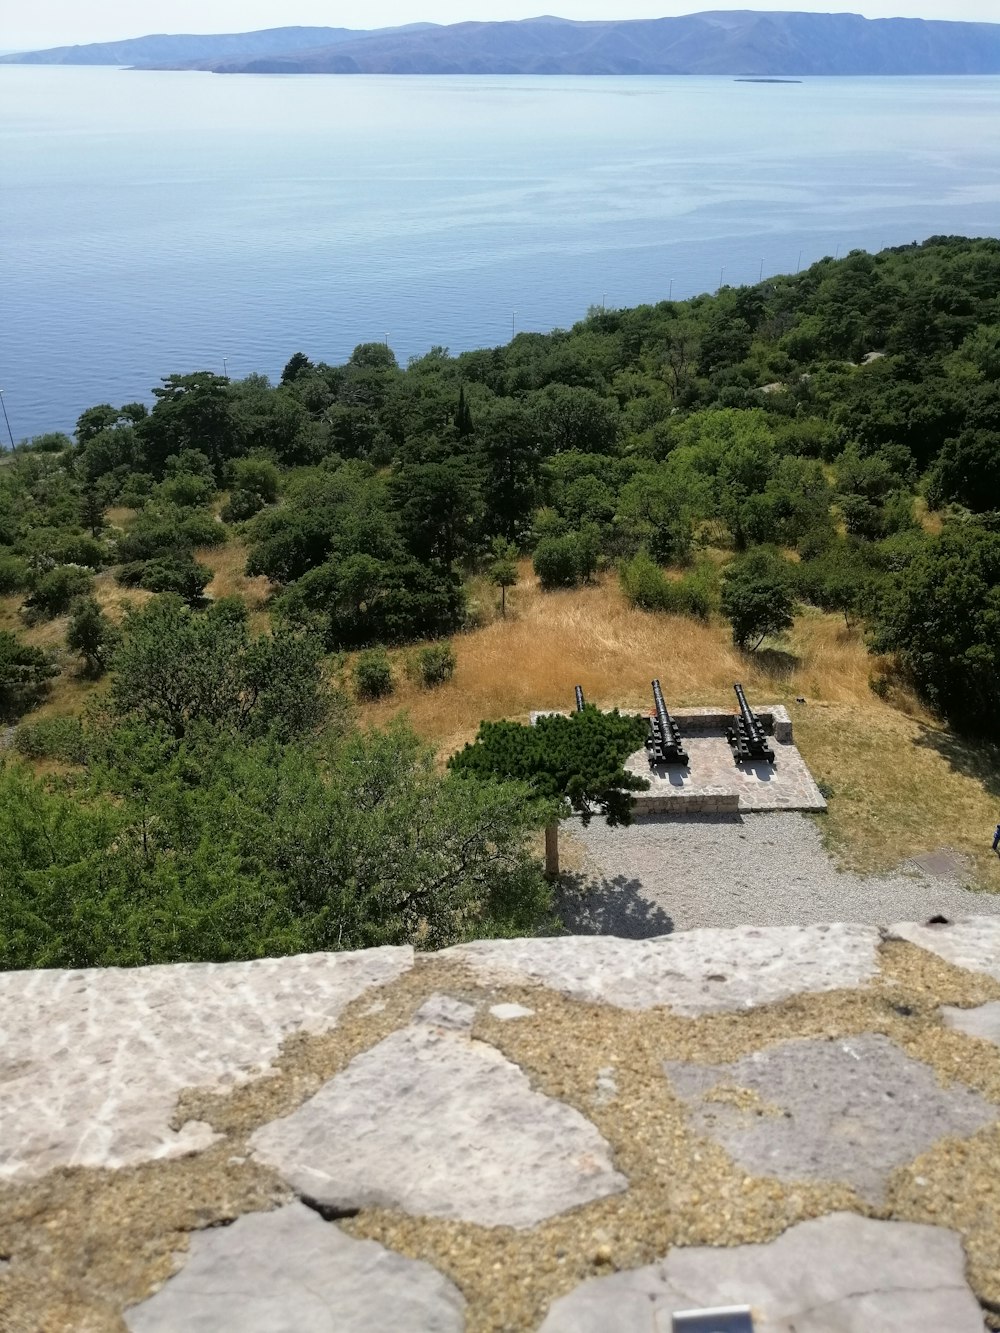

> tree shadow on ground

[
  {"left": 554, "top": 872, "right": 674, "bottom": 939},
  {"left": 751, "top": 647, "right": 800, "bottom": 680},
  {"left": 913, "top": 723, "right": 1000, "bottom": 800}
]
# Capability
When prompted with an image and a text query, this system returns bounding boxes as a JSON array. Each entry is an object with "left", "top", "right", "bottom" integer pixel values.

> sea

[{"left": 3, "top": 65, "right": 1000, "bottom": 440}]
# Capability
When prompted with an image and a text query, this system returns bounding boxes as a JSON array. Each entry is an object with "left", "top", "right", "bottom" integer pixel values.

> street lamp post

[{"left": 0, "top": 389, "right": 15, "bottom": 451}]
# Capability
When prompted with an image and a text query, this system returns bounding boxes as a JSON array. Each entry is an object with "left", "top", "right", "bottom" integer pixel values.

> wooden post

[{"left": 545, "top": 821, "right": 560, "bottom": 878}]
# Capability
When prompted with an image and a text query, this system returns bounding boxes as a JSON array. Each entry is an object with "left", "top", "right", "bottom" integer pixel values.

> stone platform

[
  {"left": 3, "top": 918, "right": 1000, "bottom": 1330},
  {"left": 534, "top": 705, "right": 827, "bottom": 814}
]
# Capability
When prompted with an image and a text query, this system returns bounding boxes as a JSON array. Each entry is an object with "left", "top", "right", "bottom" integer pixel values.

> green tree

[
  {"left": 281, "top": 351, "right": 313, "bottom": 384},
  {"left": 871, "top": 521, "right": 1000, "bottom": 737},
  {"left": 66, "top": 598, "right": 119, "bottom": 677},
  {"left": 721, "top": 550, "right": 796, "bottom": 651},
  {"left": 532, "top": 533, "right": 594, "bottom": 589},
  {"left": 489, "top": 537, "right": 519, "bottom": 616},
  {"left": 23, "top": 566, "right": 94, "bottom": 622},
  {"left": 111, "top": 596, "right": 328, "bottom": 742},
  {"left": 449, "top": 706, "right": 648, "bottom": 875},
  {"left": 0, "top": 631, "right": 58, "bottom": 720},
  {"left": 927, "top": 431, "right": 1000, "bottom": 514}
]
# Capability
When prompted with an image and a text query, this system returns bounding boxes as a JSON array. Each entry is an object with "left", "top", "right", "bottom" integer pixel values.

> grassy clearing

[
  {"left": 1, "top": 573, "right": 153, "bottom": 722},
  {"left": 194, "top": 540, "right": 273, "bottom": 634},
  {"left": 360, "top": 564, "right": 1000, "bottom": 890}
]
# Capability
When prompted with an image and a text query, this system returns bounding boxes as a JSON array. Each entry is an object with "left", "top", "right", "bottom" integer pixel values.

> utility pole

[
  {"left": 512, "top": 310, "right": 517, "bottom": 339},
  {"left": 0, "top": 388, "right": 15, "bottom": 451},
  {"left": 759, "top": 257, "right": 764, "bottom": 283},
  {"left": 796, "top": 249, "right": 803, "bottom": 273},
  {"left": 719, "top": 265, "right": 726, "bottom": 288}
]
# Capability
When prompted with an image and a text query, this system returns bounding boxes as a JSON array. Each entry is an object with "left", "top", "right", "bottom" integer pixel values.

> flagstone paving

[
  {"left": 891, "top": 915, "right": 1000, "bottom": 982},
  {"left": 942, "top": 1000, "right": 1000, "bottom": 1048},
  {"left": 249, "top": 997, "right": 627, "bottom": 1229},
  {"left": 664, "top": 1032, "right": 995, "bottom": 1204},
  {"left": 125, "top": 1202, "right": 467, "bottom": 1332},
  {"left": 0, "top": 946, "right": 413, "bottom": 1180},
  {"left": 538, "top": 1213, "right": 986, "bottom": 1332},
  {"left": 2, "top": 920, "right": 1000, "bottom": 1331}
]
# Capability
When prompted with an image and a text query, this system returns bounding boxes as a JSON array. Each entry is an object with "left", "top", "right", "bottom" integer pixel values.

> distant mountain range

[{"left": 6, "top": 12, "right": 1000, "bottom": 77}]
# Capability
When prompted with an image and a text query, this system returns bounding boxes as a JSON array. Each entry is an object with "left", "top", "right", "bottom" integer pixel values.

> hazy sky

[{"left": 6, "top": 2, "right": 1000, "bottom": 49}]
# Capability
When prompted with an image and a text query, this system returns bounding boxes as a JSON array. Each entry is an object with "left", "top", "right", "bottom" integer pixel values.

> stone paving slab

[
  {"left": 891, "top": 915, "right": 1000, "bottom": 982},
  {"left": 942, "top": 1001, "right": 1000, "bottom": 1048},
  {"left": 628, "top": 735, "right": 827, "bottom": 815},
  {"left": 125, "top": 1202, "right": 466, "bottom": 1332},
  {"left": 445, "top": 924, "right": 880, "bottom": 1017},
  {"left": 538, "top": 1213, "right": 986, "bottom": 1332},
  {"left": 664, "top": 1033, "right": 995, "bottom": 1204},
  {"left": 249, "top": 1001, "right": 627, "bottom": 1228},
  {"left": 0, "top": 947, "right": 413, "bottom": 1180}
]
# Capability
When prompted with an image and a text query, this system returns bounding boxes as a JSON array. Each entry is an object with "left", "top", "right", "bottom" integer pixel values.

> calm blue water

[{"left": 3, "top": 66, "right": 1000, "bottom": 439}]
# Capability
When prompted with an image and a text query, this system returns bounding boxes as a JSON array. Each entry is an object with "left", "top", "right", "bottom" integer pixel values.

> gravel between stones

[{"left": 560, "top": 811, "right": 1000, "bottom": 936}]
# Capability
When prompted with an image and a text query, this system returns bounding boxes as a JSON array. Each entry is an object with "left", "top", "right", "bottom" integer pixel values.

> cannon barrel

[
  {"left": 575, "top": 685, "right": 585, "bottom": 712},
  {"left": 728, "top": 682, "right": 775, "bottom": 764},
  {"left": 652, "top": 678, "right": 672, "bottom": 735},
  {"left": 730, "top": 687, "right": 757, "bottom": 730},
  {"left": 734, "top": 683, "right": 763, "bottom": 737}
]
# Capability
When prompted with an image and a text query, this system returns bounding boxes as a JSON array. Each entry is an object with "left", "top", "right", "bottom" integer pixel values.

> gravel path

[{"left": 558, "top": 811, "right": 1000, "bottom": 937}]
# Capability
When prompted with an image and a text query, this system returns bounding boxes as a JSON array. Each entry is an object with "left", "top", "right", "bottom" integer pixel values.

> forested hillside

[
  {"left": 3, "top": 235, "right": 1000, "bottom": 968},
  {"left": 7, "top": 13, "right": 1000, "bottom": 76}
]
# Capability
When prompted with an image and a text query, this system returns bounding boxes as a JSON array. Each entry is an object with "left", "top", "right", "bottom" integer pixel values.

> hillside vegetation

[
  {"left": 4, "top": 235, "right": 1000, "bottom": 968},
  {"left": 7, "top": 13, "right": 1000, "bottom": 76}
]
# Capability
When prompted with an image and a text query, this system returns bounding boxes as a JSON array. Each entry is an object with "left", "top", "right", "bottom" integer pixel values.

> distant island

[{"left": 6, "top": 12, "right": 1000, "bottom": 77}]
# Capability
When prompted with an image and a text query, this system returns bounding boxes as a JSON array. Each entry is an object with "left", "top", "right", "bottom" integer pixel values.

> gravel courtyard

[{"left": 558, "top": 811, "right": 1000, "bottom": 937}]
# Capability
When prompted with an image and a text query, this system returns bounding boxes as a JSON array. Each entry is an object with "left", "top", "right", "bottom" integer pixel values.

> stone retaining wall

[{"left": 635, "top": 792, "right": 741, "bottom": 815}]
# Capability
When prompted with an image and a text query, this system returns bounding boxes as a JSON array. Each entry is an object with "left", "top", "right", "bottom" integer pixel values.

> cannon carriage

[
  {"left": 726, "top": 683, "right": 775, "bottom": 765},
  {"left": 645, "top": 679, "right": 689, "bottom": 767}
]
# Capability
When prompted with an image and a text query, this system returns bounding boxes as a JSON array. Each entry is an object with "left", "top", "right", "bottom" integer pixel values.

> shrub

[
  {"left": 0, "top": 553, "right": 29, "bottom": 594},
  {"left": 222, "top": 488, "right": 266, "bottom": 522},
  {"left": 118, "top": 556, "right": 211, "bottom": 603},
  {"left": 619, "top": 551, "right": 713, "bottom": 620},
  {"left": 23, "top": 565, "right": 94, "bottom": 621},
  {"left": 50, "top": 534, "right": 106, "bottom": 569},
  {"left": 117, "top": 474, "right": 156, "bottom": 508},
  {"left": 180, "top": 511, "right": 228, "bottom": 548},
  {"left": 158, "top": 472, "right": 215, "bottom": 509},
  {"left": 410, "top": 641, "right": 456, "bottom": 688},
  {"left": 533, "top": 534, "right": 583, "bottom": 589},
  {"left": 67, "top": 597, "right": 119, "bottom": 676},
  {"left": 14, "top": 716, "right": 87, "bottom": 764},
  {"left": 0, "top": 630, "right": 58, "bottom": 720},
  {"left": 354, "top": 648, "right": 394, "bottom": 700}
]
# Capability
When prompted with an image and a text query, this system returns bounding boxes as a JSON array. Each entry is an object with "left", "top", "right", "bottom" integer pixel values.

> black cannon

[
  {"left": 726, "top": 683, "right": 775, "bottom": 765},
  {"left": 574, "top": 685, "right": 586, "bottom": 713},
  {"left": 645, "top": 679, "right": 689, "bottom": 767}
]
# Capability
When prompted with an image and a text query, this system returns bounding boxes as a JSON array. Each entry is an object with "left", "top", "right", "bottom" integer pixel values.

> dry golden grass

[
  {"left": 0, "top": 575, "right": 152, "bottom": 724},
  {"left": 361, "top": 565, "right": 1000, "bottom": 889},
  {"left": 104, "top": 506, "right": 137, "bottom": 529},
  {"left": 194, "top": 540, "right": 274, "bottom": 634},
  {"left": 914, "top": 496, "right": 945, "bottom": 536},
  {"left": 362, "top": 565, "right": 885, "bottom": 751}
]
